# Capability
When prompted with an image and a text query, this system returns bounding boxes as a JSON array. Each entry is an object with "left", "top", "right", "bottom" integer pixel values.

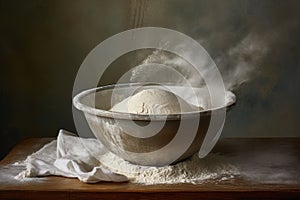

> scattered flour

[
  {"left": 0, "top": 162, "right": 48, "bottom": 184},
  {"left": 99, "top": 152, "right": 239, "bottom": 185},
  {"left": 7, "top": 131, "right": 239, "bottom": 184}
]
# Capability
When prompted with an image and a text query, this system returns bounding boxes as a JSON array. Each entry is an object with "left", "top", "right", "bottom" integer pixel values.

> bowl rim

[{"left": 73, "top": 83, "right": 236, "bottom": 121}]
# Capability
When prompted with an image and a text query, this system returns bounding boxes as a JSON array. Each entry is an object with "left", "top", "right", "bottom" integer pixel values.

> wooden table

[{"left": 0, "top": 138, "right": 300, "bottom": 199}]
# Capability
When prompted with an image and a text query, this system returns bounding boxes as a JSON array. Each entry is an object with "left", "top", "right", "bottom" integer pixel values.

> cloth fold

[{"left": 16, "top": 129, "right": 128, "bottom": 183}]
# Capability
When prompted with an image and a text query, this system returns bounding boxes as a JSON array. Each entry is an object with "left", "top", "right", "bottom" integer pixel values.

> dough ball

[{"left": 111, "top": 88, "right": 202, "bottom": 114}]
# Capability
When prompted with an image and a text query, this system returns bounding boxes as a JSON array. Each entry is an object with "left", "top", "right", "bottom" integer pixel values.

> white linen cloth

[{"left": 16, "top": 129, "right": 128, "bottom": 183}]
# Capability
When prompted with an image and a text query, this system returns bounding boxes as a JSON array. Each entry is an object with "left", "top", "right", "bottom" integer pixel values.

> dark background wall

[{"left": 1, "top": 0, "right": 300, "bottom": 160}]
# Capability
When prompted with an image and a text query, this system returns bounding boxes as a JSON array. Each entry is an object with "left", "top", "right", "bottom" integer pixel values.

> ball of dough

[{"left": 111, "top": 88, "right": 202, "bottom": 114}]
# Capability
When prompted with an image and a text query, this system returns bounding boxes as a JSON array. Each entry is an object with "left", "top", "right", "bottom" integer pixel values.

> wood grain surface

[{"left": 0, "top": 138, "right": 300, "bottom": 199}]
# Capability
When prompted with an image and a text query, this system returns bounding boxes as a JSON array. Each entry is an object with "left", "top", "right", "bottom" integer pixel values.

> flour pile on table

[
  {"left": 99, "top": 152, "right": 239, "bottom": 184},
  {"left": 16, "top": 129, "right": 239, "bottom": 184}
]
